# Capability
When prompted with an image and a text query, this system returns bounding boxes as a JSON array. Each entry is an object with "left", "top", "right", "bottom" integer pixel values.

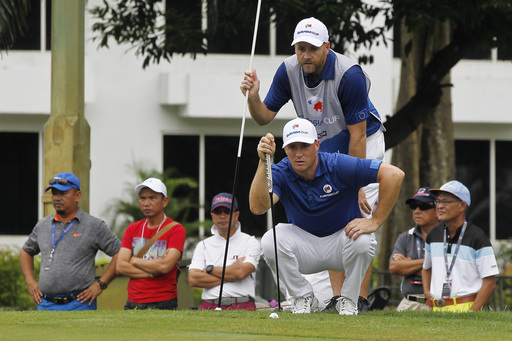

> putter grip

[{"left": 265, "top": 153, "right": 273, "bottom": 193}]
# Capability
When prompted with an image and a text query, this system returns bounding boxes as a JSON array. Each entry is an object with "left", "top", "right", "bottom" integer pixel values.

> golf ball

[{"left": 269, "top": 312, "right": 279, "bottom": 319}]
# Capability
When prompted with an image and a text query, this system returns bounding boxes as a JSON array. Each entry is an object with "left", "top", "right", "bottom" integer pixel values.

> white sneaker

[
  {"left": 291, "top": 294, "right": 319, "bottom": 314},
  {"left": 337, "top": 296, "right": 358, "bottom": 315}
]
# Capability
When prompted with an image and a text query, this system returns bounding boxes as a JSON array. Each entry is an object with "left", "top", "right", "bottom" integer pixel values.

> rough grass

[{"left": 1, "top": 309, "right": 511, "bottom": 340}]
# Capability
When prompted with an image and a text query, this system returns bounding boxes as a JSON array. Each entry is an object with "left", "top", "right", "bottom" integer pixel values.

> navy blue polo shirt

[{"left": 272, "top": 152, "right": 381, "bottom": 237}]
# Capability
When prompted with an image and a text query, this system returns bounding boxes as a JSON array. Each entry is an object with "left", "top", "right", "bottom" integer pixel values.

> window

[
  {"left": 0, "top": 133, "right": 39, "bottom": 235},
  {"left": 163, "top": 134, "right": 287, "bottom": 238},
  {"left": 455, "top": 139, "right": 512, "bottom": 240},
  {"left": 455, "top": 140, "right": 490, "bottom": 236},
  {"left": 495, "top": 141, "right": 512, "bottom": 240},
  {"left": 12, "top": 0, "right": 51, "bottom": 51}
]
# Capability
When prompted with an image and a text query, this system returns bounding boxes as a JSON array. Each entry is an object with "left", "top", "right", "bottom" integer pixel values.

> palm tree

[{"left": 0, "top": 0, "right": 30, "bottom": 51}]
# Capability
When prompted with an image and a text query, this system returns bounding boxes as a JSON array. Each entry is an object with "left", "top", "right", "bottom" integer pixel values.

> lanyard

[
  {"left": 140, "top": 215, "right": 167, "bottom": 240},
  {"left": 50, "top": 219, "right": 77, "bottom": 258},
  {"left": 443, "top": 221, "right": 467, "bottom": 280},
  {"left": 415, "top": 237, "right": 423, "bottom": 259}
]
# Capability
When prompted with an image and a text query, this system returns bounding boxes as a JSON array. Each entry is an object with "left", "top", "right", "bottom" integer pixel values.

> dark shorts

[{"left": 124, "top": 298, "right": 178, "bottom": 310}]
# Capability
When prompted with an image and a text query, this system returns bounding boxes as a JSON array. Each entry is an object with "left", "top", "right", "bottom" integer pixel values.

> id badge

[
  {"left": 441, "top": 282, "right": 451, "bottom": 299},
  {"left": 44, "top": 256, "right": 53, "bottom": 271}
]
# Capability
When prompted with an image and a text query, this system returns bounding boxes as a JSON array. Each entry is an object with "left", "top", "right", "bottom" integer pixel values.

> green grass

[{"left": 1, "top": 310, "right": 511, "bottom": 340}]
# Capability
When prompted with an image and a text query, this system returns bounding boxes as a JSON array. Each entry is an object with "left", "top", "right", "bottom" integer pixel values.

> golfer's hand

[
  {"left": 345, "top": 217, "right": 379, "bottom": 240},
  {"left": 27, "top": 280, "right": 43, "bottom": 304},
  {"left": 241, "top": 69, "right": 260, "bottom": 99},
  {"left": 77, "top": 282, "right": 103, "bottom": 305},
  {"left": 258, "top": 133, "right": 276, "bottom": 161},
  {"left": 358, "top": 188, "right": 372, "bottom": 215}
]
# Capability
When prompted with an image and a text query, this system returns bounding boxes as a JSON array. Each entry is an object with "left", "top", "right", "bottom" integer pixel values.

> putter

[
  {"left": 266, "top": 153, "right": 282, "bottom": 312},
  {"left": 216, "top": 0, "right": 262, "bottom": 310}
]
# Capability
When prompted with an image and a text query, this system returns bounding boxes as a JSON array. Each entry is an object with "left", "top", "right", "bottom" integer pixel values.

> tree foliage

[{"left": 89, "top": 0, "right": 391, "bottom": 68}]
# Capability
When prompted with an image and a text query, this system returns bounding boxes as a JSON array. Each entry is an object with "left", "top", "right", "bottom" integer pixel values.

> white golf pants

[{"left": 261, "top": 223, "right": 376, "bottom": 303}]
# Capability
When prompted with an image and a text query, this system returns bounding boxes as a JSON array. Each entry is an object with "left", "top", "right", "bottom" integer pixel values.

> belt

[
  {"left": 43, "top": 293, "right": 79, "bottom": 304},
  {"left": 426, "top": 295, "right": 477, "bottom": 307},
  {"left": 204, "top": 296, "right": 252, "bottom": 306},
  {"left": 405, "top": 294, "right": 427, "bottom": 303}
]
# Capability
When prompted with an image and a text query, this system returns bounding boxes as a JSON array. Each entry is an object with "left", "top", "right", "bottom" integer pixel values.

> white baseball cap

[
  {"left": 282, "top": 118, "right": 317, "bottom": 148},
  {"left": 134, "top": 177, "right": 168, "bottom": 197},
  {"left": 291, "top": 17, "right": 329, "bottom": 47}
]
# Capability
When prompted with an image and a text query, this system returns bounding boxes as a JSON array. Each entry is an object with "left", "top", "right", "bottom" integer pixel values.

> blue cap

[
  {"left": 45, "top": 172, "right": 81, "bottom": 192},
  {"left": 211, "top": 192, "right": 238, "bottom": 211},
  {"left": 405, "top": 186, "right": 437, "bottom": 204},
  {"left": 431, "top": 180, "right": 471, "bottom": 207}
]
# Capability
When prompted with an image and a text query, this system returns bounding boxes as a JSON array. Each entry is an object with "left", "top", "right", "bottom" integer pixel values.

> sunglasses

[
  {"left": 211, "top": 207, "right": 234, "bottom": 215},
  {"left": 408, "top": 202, "right": 435, "bottom": 211},
  {"left": 49, "top": 177, "right": 80, "bottom": 189}
]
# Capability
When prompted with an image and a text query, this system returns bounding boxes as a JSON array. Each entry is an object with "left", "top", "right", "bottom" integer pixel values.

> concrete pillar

[{"left": 43, "top": 0, "right": 90, "bottom": 216}]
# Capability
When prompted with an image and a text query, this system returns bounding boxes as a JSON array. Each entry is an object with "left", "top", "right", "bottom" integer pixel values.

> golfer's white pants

[
  {"left": 363, "top": 129, "right": 385, "bottom": 217},
  {"left": 261, "top": 224, "right": 376, "bottom": 303}
]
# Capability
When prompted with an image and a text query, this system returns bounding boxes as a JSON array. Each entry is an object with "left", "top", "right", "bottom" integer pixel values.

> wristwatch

[
  {"left": 206, "top": 264, "right": 214, "bottom": 274},
  {"left": 97, "top": 279, "right": 108, "bottom": 290}
]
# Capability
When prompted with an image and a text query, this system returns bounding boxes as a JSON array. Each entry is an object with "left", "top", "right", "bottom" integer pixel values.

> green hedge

[{"left": 0, "top": 247, "right": 39, "bottom": 310}]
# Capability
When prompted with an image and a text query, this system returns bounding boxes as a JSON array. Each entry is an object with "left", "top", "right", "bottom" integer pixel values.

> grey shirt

[
  {"left": 23, "top": 208, "right": 121, "bottom": 295},
  {"left": 389, "top": 226, "right": 425, "bottom": 296}
]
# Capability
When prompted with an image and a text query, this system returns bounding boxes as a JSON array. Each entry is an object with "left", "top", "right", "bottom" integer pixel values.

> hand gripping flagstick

[
  {"left": 265, "top": 153, "right": 283, "bottom": 313},
  {"left": 216, "top": 0, "right": 262, "bottom": 311}
]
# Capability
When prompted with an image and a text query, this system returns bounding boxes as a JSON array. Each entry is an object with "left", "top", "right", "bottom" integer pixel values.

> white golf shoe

[
  {"left": 337, "top": 296, "right": 358, "bottom": 315},
  {"left": 291, "top": 294, "right": 319, "bottom": 314}
]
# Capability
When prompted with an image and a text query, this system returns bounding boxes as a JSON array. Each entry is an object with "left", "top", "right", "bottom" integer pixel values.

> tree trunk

[{"left": 379, "top": 20, "right": 455, "bottom": 275}]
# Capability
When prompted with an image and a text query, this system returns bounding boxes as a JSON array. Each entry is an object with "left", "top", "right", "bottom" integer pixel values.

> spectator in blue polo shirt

[{"left": 249, "top": 118, "right": 404, "bottom": 315}]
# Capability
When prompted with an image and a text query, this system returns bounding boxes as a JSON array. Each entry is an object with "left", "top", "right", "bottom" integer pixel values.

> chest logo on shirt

[
  {"left": 320, "top": 184, "right": 339, "bottom": 198},
  {"left": 307, "top": 96, "right": 323, "bottom": 117}
]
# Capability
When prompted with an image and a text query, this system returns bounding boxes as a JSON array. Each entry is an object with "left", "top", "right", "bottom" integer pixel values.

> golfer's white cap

[
  {"left": 291, "top": 17, "right": 329, "bottom": 47},
  {"left": 282, "top": 118, "right": 317, "bottom": 148},
  {"left": 134, "top": 177, "right": 168, "bottom": 197}
]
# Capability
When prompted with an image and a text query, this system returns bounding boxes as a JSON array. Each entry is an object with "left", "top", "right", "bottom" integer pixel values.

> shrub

[{"left": 0, "top": 247, "right": 39, "bottom": 310}]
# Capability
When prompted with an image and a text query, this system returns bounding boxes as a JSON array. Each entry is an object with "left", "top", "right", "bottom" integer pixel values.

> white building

[{"left": 1, "top": 0, "right": 511, "bottom": 250}]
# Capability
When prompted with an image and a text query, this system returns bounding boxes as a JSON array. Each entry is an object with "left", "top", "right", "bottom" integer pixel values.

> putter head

[
  {"left": 214, "top": 307, "right": 222, "bottom": 311},
  {"left": 274, "top": 307, "right": 283, "bottom": 312}
]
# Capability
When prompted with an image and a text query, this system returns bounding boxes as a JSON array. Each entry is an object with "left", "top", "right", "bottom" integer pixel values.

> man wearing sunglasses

[
  {"left": 389, "top": 187, "right": 439, "bottom": 311},
  {"left": 20, "top": 172, "right": 121, "bottom": 311},
  {"left": 422, "top": 180, "right": 499, "bottom": 312},
  {"left": 188, "top": 193, "right": 261, "bottom": 310}
]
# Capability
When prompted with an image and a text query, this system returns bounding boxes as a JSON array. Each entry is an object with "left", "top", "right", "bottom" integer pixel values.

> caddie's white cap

[
  {"left": 291, "top": 17, "right": 329, "bottom": 47},
  {"left": 282, "top": 118, "right": 317, "bottom": 148},
  {"left": 134, "top": 177, "right": 168, "bottom": 197}
]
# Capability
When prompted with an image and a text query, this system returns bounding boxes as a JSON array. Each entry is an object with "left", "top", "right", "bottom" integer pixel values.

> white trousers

[
  {"left": 362, "top": 129, "right": 385, "bottom": 217},
  {"left": 261, "top": 223, "right": 376, "bottom": 303}
]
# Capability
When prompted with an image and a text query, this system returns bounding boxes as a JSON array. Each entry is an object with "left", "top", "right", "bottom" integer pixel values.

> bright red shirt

[{"left": 121, "top": 217, "right": 186, "bottom": 303}]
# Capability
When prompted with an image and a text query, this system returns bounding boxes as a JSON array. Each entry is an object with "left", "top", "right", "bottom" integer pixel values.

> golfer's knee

[
  {"left": 350, "top": 234, "right": 376, "bottom": 256},
  {"left": 261, "top": 230, "right": 276, "bottom": 260}
]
